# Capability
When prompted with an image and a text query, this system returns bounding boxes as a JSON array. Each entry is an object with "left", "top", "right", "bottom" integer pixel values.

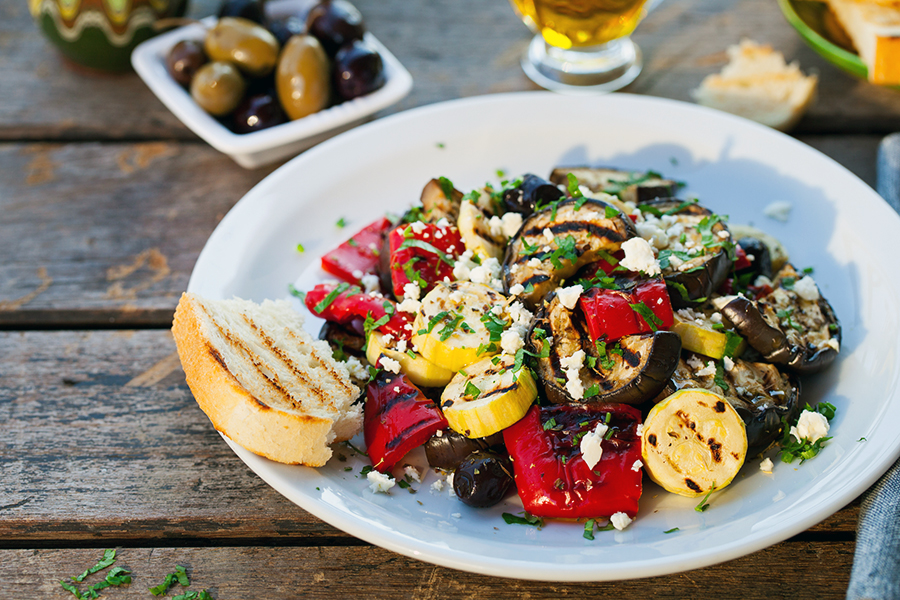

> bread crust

[{"left": 173, "top": 293, "right": 334, "bottom": 466}]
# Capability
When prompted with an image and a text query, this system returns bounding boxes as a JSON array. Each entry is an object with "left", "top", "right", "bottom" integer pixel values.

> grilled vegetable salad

[{"left": 301, "top": 167, "right": 842, "bottom": 530}]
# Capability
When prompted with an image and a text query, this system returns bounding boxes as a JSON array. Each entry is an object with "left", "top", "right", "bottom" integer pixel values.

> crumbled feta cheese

[
  {"left": 636, "top": 222, "right": 669, "bottom": 250},
  {"left": 403, "top": 282, "right": 421, "bottom": 301},
  {"left": 452, "top": 250, "right": 478, "bottom": 281},
  {"left": 468, "top": 257, "right": 503, "bottom": 291},
  {"left": 723, "top": 356, "right": 735, "bottom": 372},
  {"left": 430, "top": 479, "right": 444, "bottom": 492},
  {"left": 487, "top": 215, "right": 505, "bottom": 239},
  {"left": 791, "top": 409, "right": 830, "bottom": 443},
  {"left": 507, "top": 301, "right": 533, "bottom": 327},
  {"left": 710, "top": 312, "right": 722, "bottom": 324},
  {"left": 404, "top": 465, "right": 421, "bottom": 482},
  {"left": 395, "top": 339, "right": 408, "bottom": 353},
  {"left": 344, "top": 356, "right": 368, "bottom": 381},
  {"left": 542, "top": 245, "right": 552, "bottom": 253},
  {"left": 717, "top": 230, "right": 731, "bottom": 239},
  {"left": 446, "top": 472, "right": 455, "bottom": 495},
  {"left": 760, "top": 457, "right": 774, "bottom": 473},
  {"left": 635, "top": 424, "right": 644, "bottom": 437},
  {"left": 435, "top": 217, "right": 451, "bottom": 228},
  {"left": 556, "top": 284, "right": 584, "bottom": 310},
  {"left": 763, "top": 201, "right": 792, "bottom": 222},
  {"left": 367, "top": 471, "right": 395, "bottom": 493},
  {"left": 380, "top": 356, "right": 401, "bottom": 374},
  {"left": 508, "top": 283, "right": 525, "bottom": 296},
  {"left": 543, "top": 228, "right": 555, "bottom": 243},
  {"left": 579, "top": 422, "right": 609, "bottom": 469},
  {"left": 668, "top": 254, "right": 684, "bottom": 269},
  {"left": 686, "top": 354, "right": 706, "bottom": 372},
  {"left": 754, "top": 275, "right": 773, "bottom": 288},
  {"left": 409, "top": 221, "right": 427, "bottom": 234},
  {"left": 360, "top": 273, "right": 380, "bottom": 293},
  {"left": 351, "top": 269, "right": 364, "bottom": 280},
  {"left": 565, "top": 372, "right": 584, "bottom": 400},
  {"left": 501, "top": 329, "right": 525, "bottom": 354},
  {"left": 792, "top": 275, "right": 820, "bottom": 301},
  {"left": 449, "top": 289, "right": 465, "bottom": 303},
  {"left": 631, "top": 460, "right": 643, "bottom": 472},
  {"left": 527, "top": 257, "right": 542, "bottom": 268},
  {"left": 397, "top": 297, "right": 421, "bottom": 314},
  {"left": 491, "top": 304, "right": 504, "bottom": 316},
  {"left": 620, "top": 237, "right": 661, "bottom": 276},
  {"left": 610, "top": 512, "right": 632, "bottom": 531},
  {"left": 383, "top": 333, "right": 394, "bottom": 345},
  {"left": 393, "top": 386, "right": 400, "bottom": 392},
  {"left": 695, "top": 361, "right": 717, "bottom": 378},
  {"left": 451, "top": 513, "right": 462, "bottom": 519},
  {"left": 501, "top": 212, "right": 523, "bottom": 238},
  {"left": 560, "top": 349, "right": 586, "bottom": 371}
]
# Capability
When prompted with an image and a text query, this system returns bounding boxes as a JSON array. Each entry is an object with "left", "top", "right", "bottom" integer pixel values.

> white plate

[
  {"left": 187, "top": 92, "right": 900, "bottom": 581},
  {"left": 131, "top": 7, "right": 412, "bottom": 169}
]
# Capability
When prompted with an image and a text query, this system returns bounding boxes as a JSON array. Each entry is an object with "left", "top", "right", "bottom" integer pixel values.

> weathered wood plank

[
  {"left": 0, "top": 330, "right": 860, "bottom": 543},
  {"left": 2, "top": 0, "right": 900, "bottom": 141},
  {"left": 2, "top": 543, "right": 855, "bottom": 598},
  {"left": 0, "top": 135, "right": 882, "bottom": 327},
  {"left": 0, "top": 142, "right": 275, "bottom": 328}
]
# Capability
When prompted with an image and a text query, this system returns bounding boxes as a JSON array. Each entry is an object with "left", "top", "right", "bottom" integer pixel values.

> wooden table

[{"left": 3, "top": 0, "right": 896, "bottom": 596}]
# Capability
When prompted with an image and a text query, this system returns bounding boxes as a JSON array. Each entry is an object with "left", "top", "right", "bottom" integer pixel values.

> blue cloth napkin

[{"left": 846, "top": 134, "right": 900, "bottom": 600}]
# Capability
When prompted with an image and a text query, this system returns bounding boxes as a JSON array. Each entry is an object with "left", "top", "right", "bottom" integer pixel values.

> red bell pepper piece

[
  {"left": 365, "top": 371, "right": 449, "bottom": 473},
  {"left": 503, "top": 403, "right": 643, "bottom": 519},
  {"left": 733, "top": 244, "right": 752, "bottom": 271},
  {"left": 304, "top": 283, "right": 412, "bottom": 340},
  {"left": 579, "top": 250, "right": 625, "bottom": 279},
  {"left": 320, "top": 217, "right": 393, "bottom": 286},
  {"left": 579, "top": 278, "right": 674, "bottom": 342},
  {"left": 388, "top": 222, "right": 463, "bottom": 298}
]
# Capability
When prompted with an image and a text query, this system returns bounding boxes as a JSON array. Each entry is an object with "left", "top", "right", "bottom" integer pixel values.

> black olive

[
  {"left": 452, "top": 450, "right": 514, "bottom": 508},
  {"left": 736, "top": 237, "right": 773, "bottom": 281},
  {"left": 306, "top": 0, "right": 366, "bottom": 57},
  {"left": 166, "top": 40, "right": 207, "bottom": 87},
  {"left": 266, "top": 15, "right": 305, "bottom": 46},
  {"left": 217, "top": 0, "right": 265, "bottom": 23},
  {"left": 232, "top": 92, "right": 287, "bottom": 134},
  {"left": 333, "top": 39, "right": 385, "bottom": 101},
  {"left": 424, "top": 429, "right": 502, "bottom": 471},
  {"left": 503, "top": 173, "right": 564, "bottom": 217}
]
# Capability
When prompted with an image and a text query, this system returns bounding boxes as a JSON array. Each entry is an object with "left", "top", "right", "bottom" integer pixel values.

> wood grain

[
  {"left": 2, "top": 0, "right": 900, "bottom": 142},
  {"left": 1, "top": 543, "right": 856, "bottom": 599},
  {"left": 0, "top": 330, "right": 860, "bottom": 544},
  {"left": 0, "top": 136, "right": 882, "bottom": 328}
]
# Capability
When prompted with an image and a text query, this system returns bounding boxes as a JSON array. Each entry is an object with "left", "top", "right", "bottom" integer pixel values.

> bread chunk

[
  {"left": 692, "top": 40, "right": 817, "bottom": 132},
  {"left": 172, "top": 292, "right": 362, "bottom": 466},
  {"left": 826, "top": 0, "right": 900, "bottom": 84}
]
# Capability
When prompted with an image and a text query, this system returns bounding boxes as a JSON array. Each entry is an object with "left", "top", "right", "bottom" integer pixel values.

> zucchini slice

[{"left": 642, "top": 388, "right": 747, "bottom": 497}]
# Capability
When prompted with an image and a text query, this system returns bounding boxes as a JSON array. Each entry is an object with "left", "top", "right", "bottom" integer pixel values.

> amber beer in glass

[{"left": 509, "top": 0, "right": 652, "bottom": 93}]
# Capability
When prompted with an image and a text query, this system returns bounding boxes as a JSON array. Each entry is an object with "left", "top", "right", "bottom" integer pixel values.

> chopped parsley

[
  {"left": 418, "top": 310, "right": 451, "bottom": 335},
  {"left": 60, "top": 550, "right": 132, "bottom": 600},
  {"left": 464, "top": 381, "right": 482, "bottom": 399},
  {"left": 502, "top": 512, "right": 544, "bottom": 528},
  {"left": 584, "top": 383, "right": 600, "bottom": 398},
  {"left": 149, "top": 565, "right": 190, "bottom": 596},
  {"left": 566, "top": 173, "right": 583, "bottom": 198},
  {"left": 287, "top": 283, "right": 305, "bottom": 302},
  {"left": 630, "top": 301, "right": 662, "bottom": 331},
  {"left": 313, "top": 282, "right": 353, "bottom": 313},
  {"left": 336, "top": 217, "right": 347, "bottom": 228},
  {"left": 604, "top": 205, "right": 619, "bottom": 219},
  {"left": 548, "top": 235, "right": 578, "bottom": 269},
  {"left": 480, "top": 312, "right": 508, "bottom": 342},
  {"left": 664, "top": 527, "right": 680, "bottom": 534},
  {"left": 780, "top": 402, "right": 837, "bottom": 463},
  {"left": 363, "top": 311, "right": 390, "bottom": 342},
  {"left": 695, "top": 485, "right": 715, "bottom": 512},
  {"left": 583, "top": 519, "right": 596, "bottom": 540},
  {"left": 397, "top": 238, "right": 454, "bottom": 265},
  {"left": 438, "top": 313, "right": 466, "bottom": 341},
  {"left": 438, "top": 176, "right": 455, "bottom": 199},
  {"left": 543, "top": 417, "right": 558, "bottom": 431}
]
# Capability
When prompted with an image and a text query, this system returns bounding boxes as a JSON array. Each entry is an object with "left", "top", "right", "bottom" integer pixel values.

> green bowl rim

[{"left": 777, "top": 0, "right": 869, "bottom": 79}]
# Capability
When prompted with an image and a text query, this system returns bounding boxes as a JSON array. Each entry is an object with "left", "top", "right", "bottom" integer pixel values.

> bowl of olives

[{"left": 132, "top": 0, "right": 412, "bottom": 168}]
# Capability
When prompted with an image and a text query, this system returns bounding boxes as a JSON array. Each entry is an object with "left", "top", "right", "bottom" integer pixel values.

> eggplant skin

[
  {"left": 671, "top": 356, "right": 801, "bottom": 454},
  {"left": 502, "top": 173, "right": 564, "bottom": 217},
  {"left": 528, "top": 293, "right": 681, "bottom": 405},
  {"left": 720, "top": 269, "right": 841, "bottom": 375},
  {"left": 549, "top": 167, "right": 679, "bottom": 204}
]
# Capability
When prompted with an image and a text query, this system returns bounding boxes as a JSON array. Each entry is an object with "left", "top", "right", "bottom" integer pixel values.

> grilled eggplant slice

[
  {"left": 636, "top": 199, "right": 732, "bottom": 309},
  {"left": 729, "top": 224, "right": 789, "bottom": 272},
  {"left": 528, "top": 292, "right": 681, "bottom": 405},
  {"left": 671, "top": 353, "right": 801, "bottom": 454},
  {"left": 719, "top": 264, "right": 841, "bottom": 374},
  {"left": 735, "top": 236, "right": 773, "bottom": 282},
  {"left": 502, "top": 173, "right": 564, "bottom": 217},
  {"left": 319, "top": 321, "right": 366, "bottom": 357},
  {"left": 550, "top": 167, "right": 678, "bottom": 204},
  {"left": 503, "top": 198, "right": 637, "bottom": 308},
  {"left": 420, "top": 177, "right": 463, "bottom": 223}
]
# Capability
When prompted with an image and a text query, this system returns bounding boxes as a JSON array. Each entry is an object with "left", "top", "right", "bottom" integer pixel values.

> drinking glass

[{"left": 509, "top": 0, "right": 653, "bottom": 93}]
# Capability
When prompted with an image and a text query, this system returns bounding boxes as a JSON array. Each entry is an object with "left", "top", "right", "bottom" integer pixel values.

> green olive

[
  {"left": 190, "top": 61, "right": 247, "bottom": 116},
  {"left": 276, "top": 35, "right": 331, "bottom": 121},
  {"left": 204, "top": 17, "right": 280, "bottom": 77}
]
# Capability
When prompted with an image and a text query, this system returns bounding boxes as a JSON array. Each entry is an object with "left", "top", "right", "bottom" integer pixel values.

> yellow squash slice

[
  {"left": 440, "top": 354, "right": 537, "bottom": 438},
  {"left": 642, "top": 388, "right": 747, "bottom": 497},
  {"left": 411, "top": 281, "right": 506, "bottom": 372},
  {"left": 366, "top": 331, "right": 454, "bottom": 388},
  {"left": 671, "top": 313, "right": 746, "bottom": 360},
  {"left": 457, "top": 200, "right": 504, "bottom": 259}
]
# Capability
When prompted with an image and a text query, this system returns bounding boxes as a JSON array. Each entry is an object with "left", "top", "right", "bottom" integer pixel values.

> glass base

[{"left": 521, "top": 35, "right": 643, "bottom": 94}]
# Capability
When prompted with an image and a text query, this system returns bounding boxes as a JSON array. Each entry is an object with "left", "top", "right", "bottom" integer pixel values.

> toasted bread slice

[
  {"left": 826, "top": 0, "right": 900, "bottom": 84},
  {"left": 172, "top": 292, "right": 362, "bottom": 466},
  {"left": 692, "top": 40, "right": 818, "bottom": 132}
]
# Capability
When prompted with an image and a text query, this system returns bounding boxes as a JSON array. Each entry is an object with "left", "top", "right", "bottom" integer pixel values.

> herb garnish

[
  {"left": 695, "top": 485, "right": 716, "bottom": 512},
  {"left": 664, "top": 527, "right": 680, "bottom": 534},
  {"left": 503, "top": 512, "right": 544, "bottom": 528},
  {"left": 780, "top": 402, "right": 837, "bottom": 463},
  {"left": 464, "top": 381, "right": 482, "bottom": 399},
  {"left": 630, "top": 301, "right": 662, "bottom": 331},
  {"left": 313, "top": 282, "right": 354, "bottom": 313}
]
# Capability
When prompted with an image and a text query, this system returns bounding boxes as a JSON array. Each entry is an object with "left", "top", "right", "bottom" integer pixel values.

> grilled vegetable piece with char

[
  {"left": 502, "top": 173, "right": 564, "bottom": 217},
  {"left": 718, "top": 264, "right": 841, "bottom": 374},
  {"left": 424, "top": 429, "right": 504, "bottom": 471},
  {"left": 528, "top": 292, "right": 681, "bottom": 405},
  {"left": 634, "top": 199, "right": 733, "bottom": 308},
  {"left": 671, "top": 353, "right": 801, "bottom": 453},
  {"left": 550, "top": 167, "right": 679, "bottom": 204},
  {"left": 420, "top": 177, "right": 463, "bottom": 223},
  {"left": 729, "top": 224, "right": 789, "bottom": 273},
  {"left": 670, "top": 305, "right": 746, "bottom": 360},
  {"left": 641, "top": 388, "right": 747, "bottom": 497},
  {"left": 503, "top": 198, "right": 637, "bottom": 308}
]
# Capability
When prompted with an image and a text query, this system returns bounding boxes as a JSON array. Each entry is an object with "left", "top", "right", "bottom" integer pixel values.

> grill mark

[
  {"left": 714, "top": 401, "right": 726, "bottom": 413},
  {"left": 283, "top": 327, "right": 355, "bottom": 396},
  {"left": 648, "top": 433, "right": 657, "bottom": 447},
  {"left": 374, "top": 390, "right": 419, "bottom": 417},
  {"left": 620, "top": 344, "right": 642, "bottom": 367},
  {"left": 480, "top": 383, "right": 518, "bottom": 400},
  {"left": 521, "top": 273, "right": 551, "bottom": 287},
  {"left": 199, "top": 305, "right": 307, "bottom": 410},
  {"left": 708, "top": 438, "right": 722, "bottom": 463},
  {"left": 385, "top": 419, "right": 440, "bottom": 450},
  {"left": 685, "top": 478, "right": 702, "bottom": 493}
]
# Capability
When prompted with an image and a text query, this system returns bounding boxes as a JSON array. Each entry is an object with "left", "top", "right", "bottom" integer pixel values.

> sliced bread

[
  {"left": 825, "top": 0, "right": 900, "bottom": 85},
  {"left": 172, "top": 292, "right": 362, "bottom": 466},
  {"left": 692, "top": 40, "right": 818, "bottom": 132}
]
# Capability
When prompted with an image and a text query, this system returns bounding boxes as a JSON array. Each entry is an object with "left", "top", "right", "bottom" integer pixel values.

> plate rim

[{"left": 187, "top": 91, "right": 900, "bottom": 581}]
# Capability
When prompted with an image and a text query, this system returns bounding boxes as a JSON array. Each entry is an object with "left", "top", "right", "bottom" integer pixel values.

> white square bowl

[{"left": 132, "top": 17, "right": 413, "bottom": 169}]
